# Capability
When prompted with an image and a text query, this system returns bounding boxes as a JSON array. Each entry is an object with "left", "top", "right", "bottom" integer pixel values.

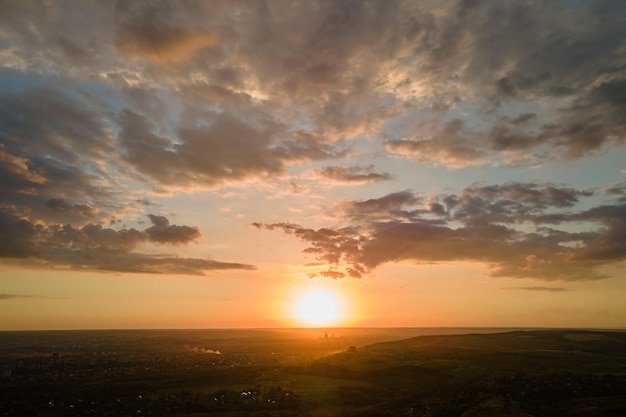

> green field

[
  {"left": 306, "top": 330, "right": 626, "bottom": 416},
  {"left": 1, "top": 329, "right": 625, "bottom": 416}
]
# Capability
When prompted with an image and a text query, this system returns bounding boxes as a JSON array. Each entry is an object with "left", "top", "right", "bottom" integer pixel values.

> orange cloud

[{"left": 116, "top": 28, "right": 218, "bottom": 64}]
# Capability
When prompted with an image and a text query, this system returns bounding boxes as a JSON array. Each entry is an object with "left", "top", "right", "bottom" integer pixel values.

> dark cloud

[
  {"left": 384, "top": 119, "right": 488, "bottom": 167},
  {"left": 0, "top": 70, "right": 257, "bottom": 276},
  {"left": 118, "top": 109, "right": 345, "bottom": 187},
  {"left": 145, "top": 214, "right": 201, "bottom": 245},
  {"left": 0, "top": 86, "right": 113, "bottom": 163},
  {"left": 0, "top": 293, "right": 65, "bottom": 300},
  {"left": 0, "top": 210, "right": 251, "bottom": 275},
  {"left": 504, "top": 287, "right": 569, "bottom": 292},
  {"left": 45, "top": 222, "right": 147, "bottom": 252},
  {"left": 45, "top": 199, "right": 99, "bottom": 217},
  {"left": 1, "top": 1, "right": 624, "bottom": 167},
  {"left": 604, "top": 183, "right": 626, "bottom": 202},
  {"left": 341, "top": 191, "right": 424, "bottom": 222},
  {"left": 0, "top": 210, "right": 40, "bottom": 258},
  {"left": 0, "top": 1, "right": 112, "bottom": 69},
  {"left": 136, "top": 198, "right": 156, "bottom": 206},
  {"left": 384, "top": 1, "right": 626, "bottom": 164},
  {"left": 37, "top": 250, "right": 254, "bottom": 276},
  {"left": 0, "top": 294, "right": 36, "bottom": 300},
  {"left": 0, "top": 86, "right": 121, "bottom": 226},
  {"left": 308, "top": 270, "right": 346, "bottom": 280},
  {"left": 318, "top": 165, "right": 392, "bottom": 184},
  {"left": 499, "top": 77, "right": 626, "bottom": 159},
  {"left": 466, "top": 183, "right": 593, "bottom": 209},
  {"left": 252, "top": 222, "right": 362, "bottom": 267},
  {"left": 568, "top": 205, "right": 626, "bottom": 262},
  {"left": 256, "top": 183, "right": 626, "bottom": 281},
  {"left": 114, "top": 0, "right": 218, "bottom": 64},
  {"left": 0, "top": 144, "right": 46, "bottom": 186}
]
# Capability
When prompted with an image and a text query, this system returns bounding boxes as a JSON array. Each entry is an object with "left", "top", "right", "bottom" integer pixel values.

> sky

[{"left": 1, "top": 0, "right": 625, "bottom": 330}]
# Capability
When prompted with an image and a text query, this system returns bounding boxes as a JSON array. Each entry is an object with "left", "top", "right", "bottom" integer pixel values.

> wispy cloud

[
  {"left": 317, "top": 165, "right": 393, "bottom": 184},
  {"left": 503, "top": 287, "right": 570, "bottom": 292},
  {"left": 0, "top": 294, "right": 68, "bottom": 301},
  {"left": 604, "top": 183, "right": 626, "bottom": 202},
  {"left": 0, "top": 294, "right": 35, "bottom": 300}
]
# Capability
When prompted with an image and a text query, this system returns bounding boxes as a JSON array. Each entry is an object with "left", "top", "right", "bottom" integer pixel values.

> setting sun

[{"left": 295, "top": 290, "right": 340, "bottom": 326}]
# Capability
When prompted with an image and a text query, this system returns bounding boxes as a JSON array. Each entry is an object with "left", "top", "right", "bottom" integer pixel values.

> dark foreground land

[{"left": 1, "top": 328, "right": 625, "bottom": 417}]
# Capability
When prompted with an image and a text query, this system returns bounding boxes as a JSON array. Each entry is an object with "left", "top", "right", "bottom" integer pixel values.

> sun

[{"left": 295, "top": 290, "right": 340, "bottom": 326}]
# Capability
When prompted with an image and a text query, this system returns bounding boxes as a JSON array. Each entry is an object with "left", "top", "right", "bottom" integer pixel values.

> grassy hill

[{"left": 305, "top": 330, "right": 626, "bottom": 416}]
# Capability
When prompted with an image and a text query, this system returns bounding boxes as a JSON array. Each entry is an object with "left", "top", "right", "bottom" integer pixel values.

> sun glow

[{"left": 295, "top": 289, "right": 341, "bottom": 326}]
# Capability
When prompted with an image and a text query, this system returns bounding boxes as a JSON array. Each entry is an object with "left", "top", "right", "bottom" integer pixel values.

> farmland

[{"left": 1, "top": 328, "right": 625, "bottom": 416}]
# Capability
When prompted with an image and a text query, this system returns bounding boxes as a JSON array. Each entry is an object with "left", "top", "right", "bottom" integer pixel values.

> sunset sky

[{"left": 1, "top": 0, "right": 625, "bottom": 330}]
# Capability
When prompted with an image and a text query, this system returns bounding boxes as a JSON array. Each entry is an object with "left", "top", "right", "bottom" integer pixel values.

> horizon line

[{"left": 2, "top": 326, "right": 625, "bottom": 333}]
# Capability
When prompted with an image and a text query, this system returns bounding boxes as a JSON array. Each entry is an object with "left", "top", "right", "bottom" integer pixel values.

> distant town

[{"left": 1, "top": 329, "right": 625, "bottom": 416}]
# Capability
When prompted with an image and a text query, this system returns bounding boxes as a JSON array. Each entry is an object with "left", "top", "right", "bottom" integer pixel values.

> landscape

[
  {"left": 2, "top": 328, "right": 626, "bottom": 417},
  {"left": 1, "top": 1, "right": 626, "bottom": 416}
]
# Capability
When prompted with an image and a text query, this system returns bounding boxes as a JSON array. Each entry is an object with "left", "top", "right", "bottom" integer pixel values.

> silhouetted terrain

[{"left": 1, "top": 329, "right": 625, "bottom": 416}]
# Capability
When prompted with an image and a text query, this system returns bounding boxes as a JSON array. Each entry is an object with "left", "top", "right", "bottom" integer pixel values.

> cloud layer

[
  {"left": 1, "top": 0, "right": 623, "bottom": 172},
  {"left": 0, "top": 210, "right": 252, "bottom": 274},
  {"left": 0, "top": 0, "right": 624, "bottom": 279},
  {"left": 255, "top": 183, "right": 626, "bottom": 281}
]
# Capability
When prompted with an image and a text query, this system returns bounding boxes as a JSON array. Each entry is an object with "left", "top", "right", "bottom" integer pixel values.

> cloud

[
  {"left": 252, "top": 222, "right": 362, "bottom": 267},
  {"left": 341, "top": 191, "right": 424, "bottom": 222},
  {"left": 0, "top": 293, "right": 36, "bottom": 300},
  {"left": 0, "top": 1, "right": 624, "bottom": 170},
  {"left": 45, "top": 198, "right": 99, "bottom": 217},
  {"left": 382, "top": 1, "right": 626, "bottom": 165},
  {"left": 0, "top": 0, "right": 625, "bottom": 282},
  {"left": 115, "top": 0, "right": 219, "bottom": 64},
  {"left": 504, "top": 287, "right": 569, "bottom": 292},
  {"left": 255, "top": 182, "right": 626, "bottom": 281},
  {"left": 384, "top": 119, "right": 489, "bottom": 168},
  {"left": 0, "top": 73, "right": 259, "bottom": 275},
  {"left": 0, "top": 144, "right": 47, "bottom": 185},
  {"left": 467, "top": 183, "right": 592, "bottom": 209},
  {"left": 0, "top": 85, "right": 123, "bottom": 226},
  {"left": 118, "top": 109, "right": 346, "bottom": 188},
  {"left": 308, "top": 270, "right": 346, "bottom": 280},
  {"left": 318, "top": 165, "right": 392, "bottom": 184},
  {"left": 0, "top": 210, "right": 252, "bottom": 275},
  {"left": 145, "top": 214, "right": 201, "bottom": 245},
  {"left": 0, "top": 293, "right": 66, "bottom": 300},
  {"left": 604, "top": 183, "right": 626, "bottom": 202}
]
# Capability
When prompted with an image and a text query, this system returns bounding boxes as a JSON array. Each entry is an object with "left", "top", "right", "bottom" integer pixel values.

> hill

[{"left": 306, "top": 330, "right": 626, "bottom": 416}]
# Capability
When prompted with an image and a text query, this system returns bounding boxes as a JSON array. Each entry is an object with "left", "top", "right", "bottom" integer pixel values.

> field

[{"left": 1, "top": 328, "right": 625, "bottom": 416}]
